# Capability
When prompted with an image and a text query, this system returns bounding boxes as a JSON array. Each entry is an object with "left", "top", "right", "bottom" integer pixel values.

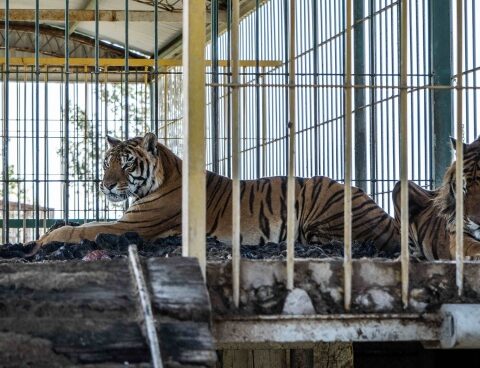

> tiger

[
  {"left": 392, "top": 136, "right": 480, "bottom": 260},
  {"left": 35, "top": 132, "right": 400, "bottom": 252},
  {"left": 298, "top": 176, "right": 400, "bottom": 250}
]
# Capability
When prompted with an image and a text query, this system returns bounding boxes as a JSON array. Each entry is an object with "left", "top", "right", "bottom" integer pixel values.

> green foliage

[
  {"left": 57, "top": 84, "right": 150, "bottom": 210},
  {"left": 0, "top": 164, "right": 26, "bottom": 201}
]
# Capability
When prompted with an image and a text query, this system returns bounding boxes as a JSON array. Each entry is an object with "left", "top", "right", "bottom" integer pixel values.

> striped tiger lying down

[
  {"left": 392, "top": 136, "right": 480, "bottom": 260},
  {"left": 36, "top": 133, "right": 400, "bottom": 252}
]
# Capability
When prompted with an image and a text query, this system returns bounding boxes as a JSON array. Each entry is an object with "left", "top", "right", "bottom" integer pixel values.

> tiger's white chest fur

[{"left": 467, "top": 219, "right": 480, "bottom": 240}]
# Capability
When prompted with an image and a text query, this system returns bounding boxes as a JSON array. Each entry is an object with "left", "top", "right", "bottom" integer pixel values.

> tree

[
  {"left": 0, "top": 164, "right": 26, "bottom": 202},
  {"left": 58, "top": 83, "right": 151, "bottom": 216}
]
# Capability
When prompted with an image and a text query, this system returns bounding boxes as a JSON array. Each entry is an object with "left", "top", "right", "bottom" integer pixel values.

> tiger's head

[
  {"left": 435, "top": 136, "right": 480, "bottom": 236},
  {"left": 100, "top": 132, "right": 179, "bottom": 202}
]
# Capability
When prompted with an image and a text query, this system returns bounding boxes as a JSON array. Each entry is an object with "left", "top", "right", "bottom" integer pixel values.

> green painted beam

[{"left": 429, "top": 0, "right": 453, "bottom": 188}]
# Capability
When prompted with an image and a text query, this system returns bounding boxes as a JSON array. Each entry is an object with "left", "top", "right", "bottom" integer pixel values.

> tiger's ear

[
  {"left": 450, "top": 136, "right": 468, "bottom": 153},
  {"left": 106, "top": 135, "right": 121, "bottom": 148},
  {"left": 142, "top": 132, "right": 158, "bottom": 155}
]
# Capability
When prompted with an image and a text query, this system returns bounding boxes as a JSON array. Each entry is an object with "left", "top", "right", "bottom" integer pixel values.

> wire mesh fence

[{"left": 0, "top": 0, "right": 476, "bottom": 251}]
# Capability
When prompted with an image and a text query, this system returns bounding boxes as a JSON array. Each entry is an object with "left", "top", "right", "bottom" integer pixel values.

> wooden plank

[
  {"left": 147, "top": 257, "right": 211, "bottom": 322},
  {"left": 0, "top": 9, "right": 227, "bottom": 23},
  {"left": 314, "top": 343, "right": 354, "bottom": 368},
  {"left": 290, "top": 349, "right": 313, "bottom": 368},
  {"left": 0, "top": 258, "right": 216, "bottom": 367},
  {"left": 222, "top": 350, "right": 254, "bottom": 368},
  {"left": 253, "top": 349, "right": 287, "bottom": 368},
  {"left": 0, "top": 57, "right": 281, "bottom": 68},
  {"left": 159, "top": 322, "right": 217, "bottom": 366}
]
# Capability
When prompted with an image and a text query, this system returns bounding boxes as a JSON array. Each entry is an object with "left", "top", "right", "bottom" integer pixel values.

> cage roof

[{"left": 0, "top": 0, "right": 256, "bottom": 60}]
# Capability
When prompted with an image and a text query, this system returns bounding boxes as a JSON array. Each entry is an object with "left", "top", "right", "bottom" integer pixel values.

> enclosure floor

[{"left": 0, "top": 232, "right": 400, "bottom": 262}]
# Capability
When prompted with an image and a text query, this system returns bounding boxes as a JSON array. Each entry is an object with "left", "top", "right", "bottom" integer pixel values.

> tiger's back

[
  {"left": 206, "top": 174, "right": 306, "bottom": 245},
  {"left": 298, "top": 176, "right": 400, "bottom": 252}
]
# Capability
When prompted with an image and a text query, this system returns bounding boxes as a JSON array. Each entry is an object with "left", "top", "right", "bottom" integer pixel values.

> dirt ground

[{"left": 0, "top": 221, "right": 400, "bottom": 262}]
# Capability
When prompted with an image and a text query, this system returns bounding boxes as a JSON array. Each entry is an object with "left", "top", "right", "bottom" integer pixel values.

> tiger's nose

[{"left": 104, "top": 182, "right": 116, "bottom": 190}]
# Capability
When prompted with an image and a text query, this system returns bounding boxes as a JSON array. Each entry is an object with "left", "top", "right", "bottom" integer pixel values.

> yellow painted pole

[
  {"left": 455, "top": 0, "right": 464, "bottom": 296},
  {"left": 0, "top": 57, "right": 280, "bottom": 68},
  {"left": 343, "top": 0, "right": 353, "bottom": 312},
  {"left": 400, "top": 0, "right": 410, "bottom": 309},
  {"left": 182, "top": 0, "right": 206, "bottom": 275},
  {"left": 231, "top": 0, "right": 241, "bottom": 308}
]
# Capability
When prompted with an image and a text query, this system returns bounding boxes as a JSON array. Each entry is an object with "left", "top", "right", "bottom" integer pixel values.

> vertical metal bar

[
  {"left": 261, "top": 68, "right": 267, "bottom": 177},
  {"left": 211, "top": 0, "right": 219, "bottom": 173},
  {"left": 34, "top": 0, "right": 40, "bottom": 238},
  {"left": 463, "top": 0, "right": 469, "bottom": 141},
  {"left": 284, "top": 0, "right": 289, "bottom": 176},
  {"left": 95, "top": 0, "right": 100, "bottom": 221},
  {"left": 353, "top": 0, "right": 366, "bottom": 191},
  {"left": 125, "top": 0, "right": 129, "bottom": 138},
  {"left": 429, "top": 0, "right": 453, "bottom": 188},
  {"left": 182, "top": 0, "right": 206, "bottom": 275},
  {"left": 344, "top": 0, "right": 353, "bottom": 312},
  {"left": 473, "top": 1, "right": 478, "bottom": 138},
  {"left": 226, "top": 0, "right": 232, "bottom": 178},
  {"left": 44, "top": 69, "right": 49, "bottom": 231},
  {"left": 312, "top": 0, "right": 319, "bottom": 176},
  {"left": 286, "top": 0, "right": 296, "bottom": 291},
  {"left": 163, "top": 73, "right": 168, "bottom": 144},
  {"left": 255, "top": 0, "right": 261, "bottom": 178},
  {"left": 231, "top": 0, "right": 241, "bottom": 308},
  {"left": 154, "top": 0, "right": 158, "bottom": 135},
  {"left": 64, "top": 0, "right": 70, "bottom": 223},
  {"left": 2, "top": 0, "right": 9, "bottom": 243},
  {"left": 400, "top": 0, "right": 409, "bottom": 309},
  {"left": 83, "top": 65, "right": 88, "bottom": 222},
  {"left": 455, "top": 0, "right": 464, "bottom": 297},
  {"left": 369, "top": 0, "right": 377, "bottom": 199}
]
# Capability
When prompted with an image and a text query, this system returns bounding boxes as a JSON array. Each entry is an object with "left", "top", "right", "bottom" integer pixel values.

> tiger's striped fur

[
  {"left": 298, "top": 176, "right": 400, "bottom": 250},
  {"left": 392, "top": 136, "right": 480, "bottom": 260},
  {"left": 36, "top": 133, "right": 400, "bottom": 251}
]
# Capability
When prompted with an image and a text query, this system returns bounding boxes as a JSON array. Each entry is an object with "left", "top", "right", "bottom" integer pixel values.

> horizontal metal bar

[
  {"left": 0, "top": 219, "right": 115, "bottom": 229},
  {"left": 0, "top": 57, "right": 282, "bottom": 68},
  {"left": 208, "top": 82, "right": 478, "bottom": 90},
  {"left": 0, "top": 9, "right": 227, "bottom": 23},
  {"left": 213, "top": 314, "right": 442, "bottom": 345}
]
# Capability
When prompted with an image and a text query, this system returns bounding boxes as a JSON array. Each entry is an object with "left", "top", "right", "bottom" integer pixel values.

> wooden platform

[{"left": 0, "top": 257, "right": 217, "bottom": 367}]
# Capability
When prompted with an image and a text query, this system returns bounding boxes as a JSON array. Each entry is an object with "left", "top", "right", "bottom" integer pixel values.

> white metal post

[
  {"left": 286, "top": 0, "right": 296, "bottom": 291},
  {"left": 455, "top": 0, "right": 464, "bottom": 296},
  {"left": 343, "top": 0, "right": 353, "bottom": 312},
  {"left": 400, "top": 0, "right": 410, "bottom": 309},
  {"left": 231, "top": 0, "right": 241, "bottom": 307}
]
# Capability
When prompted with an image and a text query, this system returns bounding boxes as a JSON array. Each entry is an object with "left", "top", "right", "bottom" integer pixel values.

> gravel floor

[{"left": 0, "top": 221, "right": 400, "bottom": 262}]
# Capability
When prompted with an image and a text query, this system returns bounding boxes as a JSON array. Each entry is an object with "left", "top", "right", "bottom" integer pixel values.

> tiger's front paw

[
  {"left": 466, "top": 254, "right": 480, "bottom": 261},
  {"left": 35, "top": 225, "right": 77, "bottom": 246}
]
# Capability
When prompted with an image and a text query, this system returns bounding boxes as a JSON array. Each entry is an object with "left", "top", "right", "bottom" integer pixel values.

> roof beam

[
  {"left": 69, "top": 0, "right": 95, "bottom": 35},
  {"left": 158, "top": 0, "right": 267, "bottom": 59},
  {"left": 0, "top": 9, "right": 226, "bottom": 23}
]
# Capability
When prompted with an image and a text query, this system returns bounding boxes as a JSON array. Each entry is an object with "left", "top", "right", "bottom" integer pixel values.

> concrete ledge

[{"left": 207, "top": 259, "right": 480, "bottom": 315}]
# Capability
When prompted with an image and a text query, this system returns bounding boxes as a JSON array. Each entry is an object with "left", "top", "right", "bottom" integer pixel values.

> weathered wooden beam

[
  {"left": 0, "top": 257, "right": 216, "bottom": 367},
  {"left": 0, "top": 9, "right": 227, "bottom": 23}
]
